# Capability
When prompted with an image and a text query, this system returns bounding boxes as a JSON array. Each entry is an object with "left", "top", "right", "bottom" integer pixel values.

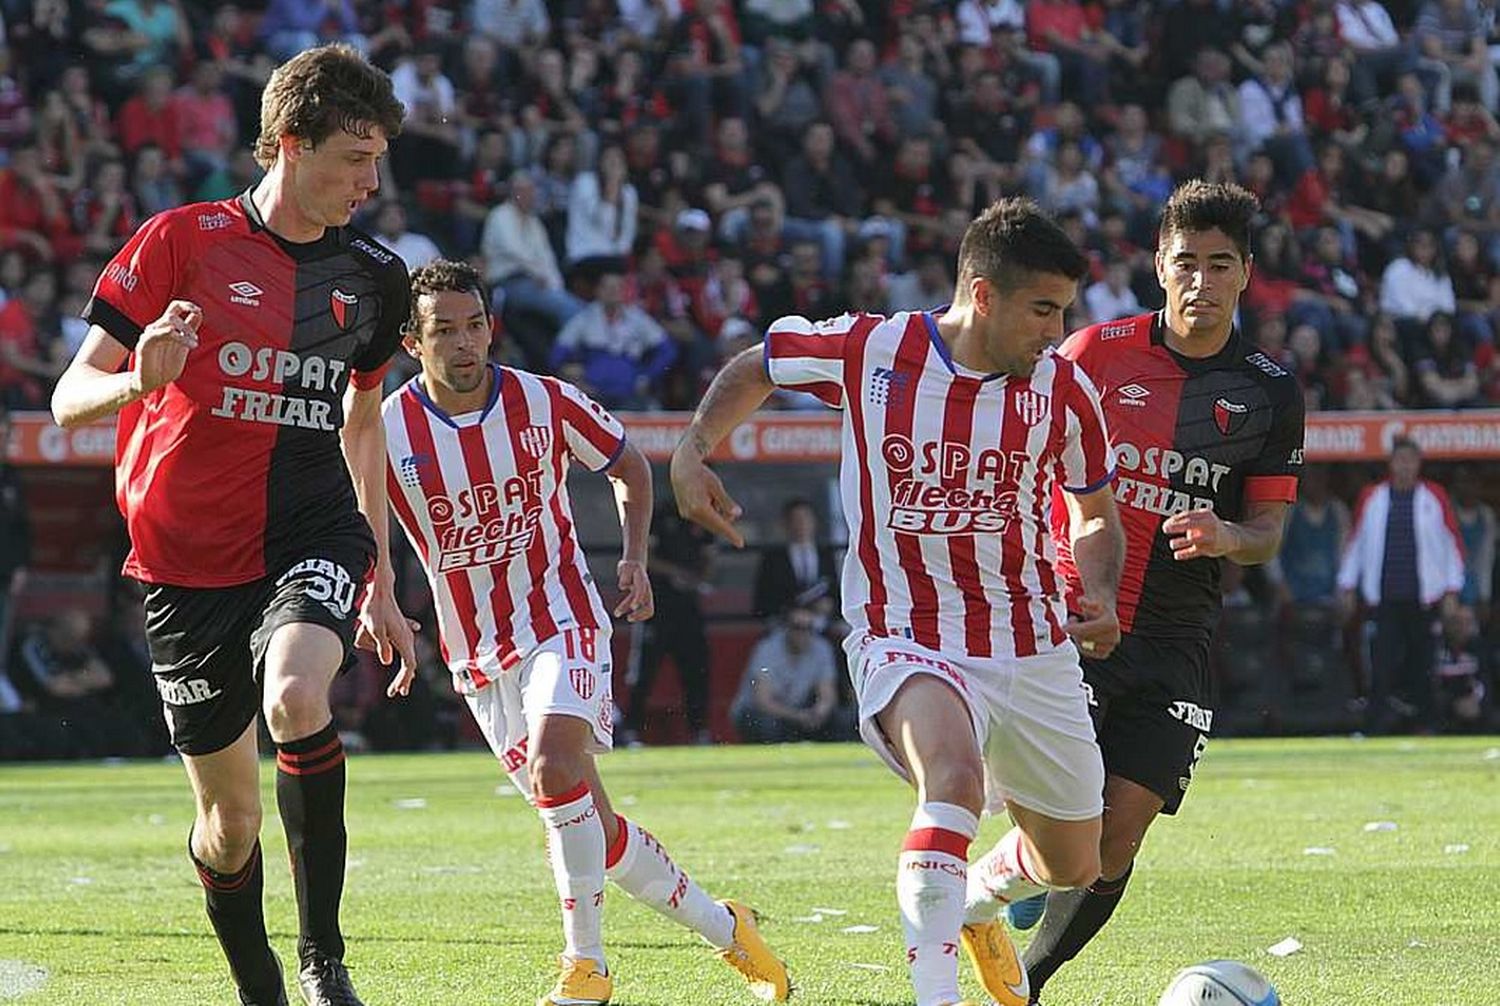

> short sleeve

[
  {"left": 555, "top": 378, "right": 627, "bottom": 472},
  {"left": 80, "top": 209, "right": 185, "bottom": 349},
  {"left": 762, "top": 313, "right": 853, "bottom": 409},
  {"left": 350, "top": 253, "right": 411, "bottom": 390},
  {"left": 1058, "top": 364, "right": 1116, "bottom": 494},
  {"left": 1243, "top": 383, "right": 1306, "bottom": 504}
]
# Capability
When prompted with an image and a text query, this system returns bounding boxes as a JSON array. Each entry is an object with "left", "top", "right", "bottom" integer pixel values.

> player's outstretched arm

[
  {"left": 1063, "top": 483, "right": 1125, "bottom": 659},
  {"left": 669, "top": 344, "right": 775, "bottom": 548},
  {"left": 607, "top": 440, "right": 655, "bottom": 622},
  {"left": 340, "top": 381, "right": 418, "bottom": 696},
  {"left": 52, "top": 302, "right": 201, "bottom": 428}
]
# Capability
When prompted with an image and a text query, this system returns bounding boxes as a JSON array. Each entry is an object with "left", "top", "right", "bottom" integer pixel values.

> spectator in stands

[
  {"left": 0, "top": 270, "right": 64, "bottom": 408},
  {"left": 783, "top": 236, "right": 844, "bottom": 319},
  {"left": 753, "top": 36, "right": 824, "bottom": 166},
  {"left": 73, "top": 158, "right": 137, "bottom": 259},
  {"left": 1452, "top": 466, "right": 1497, "bottom": 619},
  {"left": 1338, "top": 437, "right": 1466, "bottom": 733},
  {"left": 531, "top": 131, "right": 581, "bottom": 251},
  {"left": 482, "top": 171, "right": 583, "bottom": 341},
  {"left": 1239, "top": 41, "right": 1314, "bottom": 184},
  {"left": 880, "top": 27, "right": 946, "bottom": 140},
  {"left": 1027, "top": 0, "right": 1109, "bottom": 107},
  {"left": 259, "top": 0, "right": 362, "bottom": 62},
  {"left": 131, "top": 143, "right": 182, "bottom": 219},
  {"left": 1084, "top": 259, "right": 1142, "bottom": 324},
  {"left": 1168, "top": 48, "right": 1241, "bottom": 150},
  {"left": 888, "top": 251, "right": 951, "bottom": 314},
  {"left": 826, "top": 37, "right": 896, "bottom": 182},
  {"left": 1415, "top": 312, "right": 1484, "bottom": 407},
  {"left": 0, "top": 402, "right": 28, "bottom": 656},
  {"left": 566, "top": 143, "right": 638, "bottom": 276},
  {"left": 1380, "top": 229, "right": 1457, "bottom": 333},
  {"left": 1296, "top": 225, "right": 1371, "bottom": 352},
  {"left": 751, "top": 497, "right": 838, "bottom": 621},
  {"left": 1337, "top": 0, "right": 1412, "bottom": 105},
  {"left": 1451, "top": 229, "right": 1499, "bottom": 346},
  {"left": 623, "top": 504, "right": 716, "bottom": 747},
  {"left": 370, "top": 199, "right": 440, "bottom": 271},
  {"left": 174, "top": 61, "right": 236, "bottom": 186},
  {"left": 781, "top": 121, "right": 861, "bottom": 276},
  {"left": 1430, "top": 135, "right": 1500, "bottom": 256},
  {"left": 702, "top": 116, "right": 782, "bottom": 244},
  {"left": 1417, "top": 0, "right": 1499, "bottom": 112},
  {"left": 1388, "top": 70, "right": 1451, "bottom": 186},
  {"left": 15, "top": 610, "right": 114, "bottom": 723},
  {"left": 115, "top": 67, "right": 183, "bottom": 170},
  {"left": 471, "top": 0, "right": 550, "bottom": 60},
  {"left": 390, "top": 44, "right": 461, "bottom": 188},
  {"left": 103, "top": 0, "right": 192, "bottom": 81},
  {"left": 1273, "top": 464, "right": 1349, "bottom": 608},
  {"left": 34, "top": 90, "right": 84, "bottom": 193},
  {"left": 665, "top": 0, "right": 748, "bottom": 150},
  {"left": 551, "top": 267, "right": 677, "bottom": 409},
  {"left": 0, "top": 143, "right": 72, "bottom": 264},
  {"left": 1435, "top": 603, "right": 1489, "bottom": 731},
  {"left": 1156, "top": 0, "right": 1239, "bottom": 83},
  {"left": 731, "top": 601, "right": 846, "bottom": 743},
  {"left": 949, "top": 67, "right": 1036, "bottom": 208},
  {"left": 1304, "top": 57, "right": 1370, "bottom": 156}
]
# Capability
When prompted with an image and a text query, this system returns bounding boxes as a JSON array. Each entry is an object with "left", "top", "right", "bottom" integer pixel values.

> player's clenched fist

[{"left": 132, "top": 299, "right": 201, "bottom": 395}]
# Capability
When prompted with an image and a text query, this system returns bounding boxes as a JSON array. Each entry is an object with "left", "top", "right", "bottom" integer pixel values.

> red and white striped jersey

[
  {"left": 383, "top": 364, "right": 626, "bottom": 693},
  {"left": 764, "top": 310, "right": 1114, "bottom": 660}
]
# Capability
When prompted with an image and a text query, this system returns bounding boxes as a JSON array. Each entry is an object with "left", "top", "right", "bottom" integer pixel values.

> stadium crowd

[{"left": 1, "top": 0, "right": 1499, "bottom": 757}]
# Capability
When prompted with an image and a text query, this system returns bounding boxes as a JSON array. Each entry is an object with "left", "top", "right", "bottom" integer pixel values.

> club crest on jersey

[
  {"left": 1012, "top": 389, "right": 1050, "bottom": 426},
  {"left": 331, "top": 288, "right": 358, "bottom": 329},
  {"left": 519, "top": 425, "right": 552, "bottom": 459},
  {"left": 569, "top": 666, "right": 596, "bottom": 701},
  {"left": 1213, "top": 397, "right": 1249, "bottom": 436}
]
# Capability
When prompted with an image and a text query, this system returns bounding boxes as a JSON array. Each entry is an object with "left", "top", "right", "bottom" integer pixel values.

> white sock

[
  {"left": 605, "top": 814, "right": 735, "bottom": 948},
  {"left": 964, "top": 826, "right": 1052, "bottom": 925},
  {"left": 537, "top": 782, "right": 607, "bottom": 967},
  {"left": 898, "top": 802, "right": 978, "bottom": 1006}
]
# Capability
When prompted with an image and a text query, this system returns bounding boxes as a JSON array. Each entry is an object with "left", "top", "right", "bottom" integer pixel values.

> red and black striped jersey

[
  {"left": 1051, "top": 311, "right": 1305, "bottom": 641},
  {"left": 82, "top": 193, "right": 410, "bottom": 587}
]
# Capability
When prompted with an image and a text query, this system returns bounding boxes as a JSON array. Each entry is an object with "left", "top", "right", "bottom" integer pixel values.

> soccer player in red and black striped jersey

[
  {"left": 51, "top": 46, "right": 415, "bottom": 1006},
  {"left": 970, "top": 182, "right": 1306, "bottom": 1003}
]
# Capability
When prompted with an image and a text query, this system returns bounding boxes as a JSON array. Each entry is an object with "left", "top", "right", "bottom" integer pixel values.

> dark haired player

[
  {"left": 52, "top": 44, "right": 414, "bottom": 1006},
  {"left": 965, "top": 180, "right": 1306, "bottom": 1004},
  {"left": 673, "top": 198, "right": 1126, "bottom": 1006}
]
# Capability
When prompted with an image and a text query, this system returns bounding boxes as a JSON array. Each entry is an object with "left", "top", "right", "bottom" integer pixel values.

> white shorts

[
  {"left": 845, "top": 633, "right": 1104, "bottom": 821},
  {"left": 464, "top": 628, "right": 614, "bottom": 800}
]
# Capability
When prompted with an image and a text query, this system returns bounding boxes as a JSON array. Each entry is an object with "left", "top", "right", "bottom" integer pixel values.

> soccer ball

[{"left": 1156, "top": 960, "right": 1280, "bottom": 1006}]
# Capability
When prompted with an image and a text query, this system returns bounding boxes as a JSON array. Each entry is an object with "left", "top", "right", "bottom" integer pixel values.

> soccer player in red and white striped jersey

[
  {"left": 671, "top": 200, "right": 1127, "bottom": 1006},
  {"left": 382, "top": 260, "right": 789, "bottom": 1006}
]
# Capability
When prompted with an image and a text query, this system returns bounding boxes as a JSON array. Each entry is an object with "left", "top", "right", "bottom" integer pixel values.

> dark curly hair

[
  {"left": 955, "top": 198, "right": 1090, "bottom": 298},
  {"left": 406, "top": 259, "right": 490, "bottom": 335},
  {"left": 1158, "top": 180, "right": 1260, "bottom": 261},
  {"left": 255, "top": 44, "right": 405, "bottom": 169}
]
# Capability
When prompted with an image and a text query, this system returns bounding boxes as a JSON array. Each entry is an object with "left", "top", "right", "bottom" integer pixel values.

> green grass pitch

[{"left": 2, "top": 737, "right": 1497, "bottom": 1004}]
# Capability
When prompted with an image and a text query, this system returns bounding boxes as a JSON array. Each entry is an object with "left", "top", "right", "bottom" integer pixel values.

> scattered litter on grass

[
  {"left": 842, "top": 925, "right": 879, "bottom": 934},
  {"left": 1267, "top": 937, "right": 1303, "bottom": 958},
  {"left": 617, "top": 795, "right": 638, "bottom": 806},
  {"left": 493, "top": 786, "right": 519, "bottom": 798},
  {"left": 67, "top": 877, "right": 92, "bottom": 886},
  {"left": 783, "top": 844, "right": 820, "bottom": 855},
  {"left": 347, "top": 859, "right": 365, "bottom": 869},
  {"left": 1302, "top": 847, "right": 1336, "bottom": 856},
  {"left": 826, "top": 820, "right": 852, "bottom": 830},
  {"left": 393, "top": 798, "right": 427, "bottom": 810},
  {"left": 147, "top": 814, "right": 165, "bottom": 826},
  {"left": 1408, "top": 940, "right": 1427, "bottom": 948},
  {"left": 846, "top": 963, "right": 890, "bottom": 972},
  {"left": 811, "top": 907, "right": 848, "bottom": 916},
  {"left": 422, "top": 865, "right": 484, "bottom": 875},
  {"left": 1484, "top": 748, "right": 1500, "bottom": 761},
  {"left": 792, "top": 915, "right": 825, "bottom": 923},
  {"left": 0, "top": 844, "right": 10, "bottom": 854},
  {"left": 0, "top": 960, "right": 48, "bottom": 999},
  {"left": 1396, "top": 741, "right": 1418, "bottom": 752},
  {"left": 1444, "top": 844, "right": 1470, "bottom": 855},
  {"left": 1363, "top": 821, "right": 1398, "bottom": 832}
]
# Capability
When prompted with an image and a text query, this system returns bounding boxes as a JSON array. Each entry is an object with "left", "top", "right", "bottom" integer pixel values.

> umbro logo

[
  {"left": 1117, "top": 383, "right": 1150, "bottom": 406},
  {"left": 228, "top": 281, "right": 263, "bottom": 307}
]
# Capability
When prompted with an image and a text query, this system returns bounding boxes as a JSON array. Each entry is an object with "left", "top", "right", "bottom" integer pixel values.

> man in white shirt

[
  {"left": 1083, "top": 260, "right": 1142, "bottom": 324},
  {"left": 482, "top": 172, "right": 585, "bottom": 345},
  {"left": 371, "top": 200, "right": 441, "bottom": 271},
  {"left": 1237, "top": 41, "right": 1312, "bottom": 182}
]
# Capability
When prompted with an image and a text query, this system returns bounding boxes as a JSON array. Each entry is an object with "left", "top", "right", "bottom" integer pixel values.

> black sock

[
  {"left": 191, "top": 838, "right": 279, "bottom": 999},
  {"left": 1023, "top": 865, "right": 1134, "bottom": 998},
  {"left": 275, "top": 721, "right": 347, "bottom": 965}
]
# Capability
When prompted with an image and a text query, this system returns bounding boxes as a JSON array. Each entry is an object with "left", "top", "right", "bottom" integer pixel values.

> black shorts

[
  {"left": 1083, "top": 631, "right": 1213, "bottom": 815},
  {"left": 141, "top": 529, "right": 374, "bottom": 756}
]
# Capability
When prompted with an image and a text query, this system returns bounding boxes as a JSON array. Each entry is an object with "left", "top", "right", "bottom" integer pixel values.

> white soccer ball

[{"left": 1157, "top": 960, "right": 1280, "bottom": 1006}]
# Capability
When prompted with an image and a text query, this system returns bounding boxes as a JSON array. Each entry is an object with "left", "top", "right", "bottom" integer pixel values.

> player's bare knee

[
  {"left": 1099, "top": 828, "right": 1145, "bottom": 880},
  {"left": 263, "top": 674, "right": 330, "bottom": 741},
  {"left": 1039, "top": 847, "right": 1101, "bottom": 889},
  {"left": 196, "top": 802, "right": 262, "bottom": 865},
  {"left": 529, "top": 749, "right": 586, "bottom": 803},
  {"left": 916, "top": 757, "right": 985, "bottom": 814}
]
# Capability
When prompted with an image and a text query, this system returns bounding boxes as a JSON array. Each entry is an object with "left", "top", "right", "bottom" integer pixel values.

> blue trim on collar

[
  {"left": 409, "top": 363, "right": 504, "bottom": 428},
  {"left": 923, "top": 308, "right": 1006, "bottom": 383}
]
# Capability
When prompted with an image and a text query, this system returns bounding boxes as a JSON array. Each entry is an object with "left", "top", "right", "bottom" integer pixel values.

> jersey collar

[
  {"left": 923, "top": 308, "right": 1007, "bottom": 383},
  {"left": 239, "top": 189, "right": 343, "bottom": 262},
  {"left": 1150, "top": 309, "right": 1243, "bottom": 371},
  {"left": 408, "top": 363, "right": 504, "bottom": 429}
]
